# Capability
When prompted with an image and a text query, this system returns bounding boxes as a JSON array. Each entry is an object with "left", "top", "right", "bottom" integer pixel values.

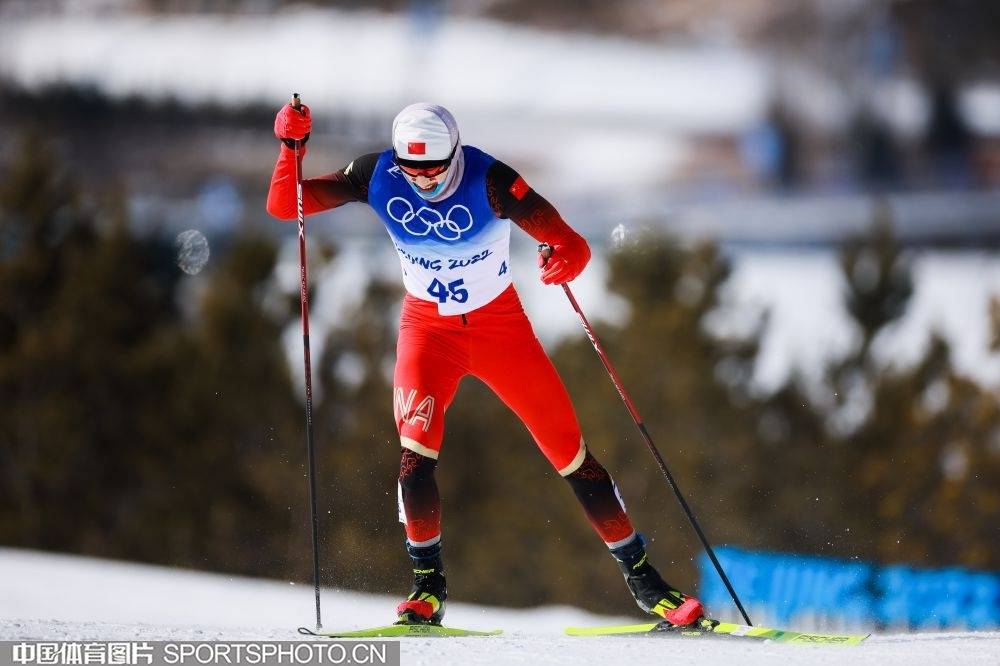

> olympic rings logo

[{"left": 386, "top": 197, "right": 474, "bottom": 241}]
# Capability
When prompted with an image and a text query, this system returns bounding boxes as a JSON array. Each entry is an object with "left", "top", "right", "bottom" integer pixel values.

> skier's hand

[
  {"left": 274, "top": 101, "right": 312, "bottom": 143},
  {"left": 539, "top": 235, "right": 591, "bottom": 285}
]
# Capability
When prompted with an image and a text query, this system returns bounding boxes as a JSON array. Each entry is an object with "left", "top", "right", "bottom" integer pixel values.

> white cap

[{"left": 392, "top": 103, "right": 460, "bottom": 163}]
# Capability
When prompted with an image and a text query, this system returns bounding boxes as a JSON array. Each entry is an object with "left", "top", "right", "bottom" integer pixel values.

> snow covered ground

[
  {"left": 3, "top": 5, "right": 998, "bottom": 192},
  {"left": 2, "top": 548, "right": 997, "bottom": 665},
  {"left": 0, "top": 7, "right": 766, "bottom": 197},
  {"left": 0, "top": 7, "right": 765, "bottom": 128},
  {"left": 720, "top": 248, "right": 1000, "bottom": 390}
]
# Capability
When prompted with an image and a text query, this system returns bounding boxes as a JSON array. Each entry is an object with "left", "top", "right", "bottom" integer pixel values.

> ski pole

[
  {"left": 292, "top": 92, "right": 323, "bottom": 631},
  {"left": 538, "top": 243, "right": 752, "bottom": 626}
]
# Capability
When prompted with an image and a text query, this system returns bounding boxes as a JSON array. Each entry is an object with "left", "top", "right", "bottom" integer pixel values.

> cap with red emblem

[
  {"left": 392, "top": 103, "right": 460, "bottom": 168},
  {"left": 391, "top": 103, "right": 465, "bottom": 202}
]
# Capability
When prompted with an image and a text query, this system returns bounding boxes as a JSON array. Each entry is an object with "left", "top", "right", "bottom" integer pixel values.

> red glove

[
  {"left": 538, "top": 234, "right": 591, "bottom": 285},
  {"left": 274, "top": 102, "right": 311, "bottom": 141}
]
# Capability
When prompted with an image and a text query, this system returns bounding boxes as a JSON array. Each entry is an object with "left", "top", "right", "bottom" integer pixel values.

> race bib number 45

[{"left": 427, "top": 278, "right": 468, "bottom": 304}]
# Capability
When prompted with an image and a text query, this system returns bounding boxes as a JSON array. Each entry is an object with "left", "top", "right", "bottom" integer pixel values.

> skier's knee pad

[
  {"left": 399, "top": 447, "right": 437, "bottom": 488},
  {"left": 564, "top": 450, "right": 614, "bottom": 489},
  {"left": 397, "top": 448, "right": 441, "bottom": 544},
  {"left": 565, "top": 451, "right": 634, "bottom": 545}
]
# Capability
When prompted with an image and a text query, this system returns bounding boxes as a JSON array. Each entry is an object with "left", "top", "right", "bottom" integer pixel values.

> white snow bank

[
  {"left": 0, "top": 9, "right": 766, "bottom": 131},
  {"left": 0, "top": 547, "right": 610, "bottom": 636},
  {"left": 721, "top": 249, "right": 1000, "bottom": 390},
  {"left": 2, "top": 548, "right": 999, "bottom": 664},
  {"left": 0, "top": 8, "right": 764, "bottom": 195}
]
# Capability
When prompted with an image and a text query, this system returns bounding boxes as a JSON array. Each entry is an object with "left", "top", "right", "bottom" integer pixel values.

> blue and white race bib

[{"left": 368, "top": 146, "right": 512, "bottom": 315}]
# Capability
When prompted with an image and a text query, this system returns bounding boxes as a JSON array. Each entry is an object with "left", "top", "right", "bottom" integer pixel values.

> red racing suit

[{"left": 267, "top": 143, "right": 633, "bottom": 547}]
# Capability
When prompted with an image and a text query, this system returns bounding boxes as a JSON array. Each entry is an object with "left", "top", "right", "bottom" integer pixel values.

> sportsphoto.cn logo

[{"left": 386, "top": 197, "right": 474, "bottom": 241}]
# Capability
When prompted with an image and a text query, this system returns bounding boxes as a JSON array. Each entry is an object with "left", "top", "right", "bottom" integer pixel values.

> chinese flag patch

[
  {"left": 509, "top": 176, "right": 529, "bottom": 201},
  {"left": 407, "top": 142, "right": 426, "bottom": 155}
]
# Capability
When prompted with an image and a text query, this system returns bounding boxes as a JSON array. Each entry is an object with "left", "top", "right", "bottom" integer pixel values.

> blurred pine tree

[
  {"left": 310, "top": 276, "right": 405, "bottom": 593},
  {"left": 822, "top": 206, "right": 999, "bottom": 570},
  {"left": 0, "top": 137, "right": 304, "bottom": 577}
]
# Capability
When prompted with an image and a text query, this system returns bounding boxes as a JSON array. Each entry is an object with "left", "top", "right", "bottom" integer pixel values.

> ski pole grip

[
  {"left": 292, "top": 92, "right": 303, "bottom": 114},
  {"left": 537, "top": 243, "right": 553, "bottom": 267}
]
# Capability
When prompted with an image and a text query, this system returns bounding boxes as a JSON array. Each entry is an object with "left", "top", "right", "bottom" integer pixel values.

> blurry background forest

[{"left": 1, "top": 0, "right": 998, "bottom": 627}]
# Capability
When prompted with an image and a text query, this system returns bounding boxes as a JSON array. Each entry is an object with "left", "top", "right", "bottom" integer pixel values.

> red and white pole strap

[
  {"left": 537, "top": 243, "right": 752, "bottom": 626},
  {"left": 292, "top": 93, "right": 323, "bottom": 630}
]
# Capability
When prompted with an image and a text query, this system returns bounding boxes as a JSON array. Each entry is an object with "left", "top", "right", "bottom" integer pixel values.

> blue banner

[{"left": 699, "top": 546, "right": 999, "bottom": 630}]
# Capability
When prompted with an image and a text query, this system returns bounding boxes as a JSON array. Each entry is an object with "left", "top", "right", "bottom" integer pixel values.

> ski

[
  {"left": 299, "top": 624, "right": 502, "bottom": 638},
  {"left": 565, "top": 619, "right": 869, "bottom": 645}
]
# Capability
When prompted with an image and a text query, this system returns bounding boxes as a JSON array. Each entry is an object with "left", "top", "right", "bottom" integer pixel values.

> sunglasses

[{"left": 398, "top": 163, "right": 450, "bottom": 179}]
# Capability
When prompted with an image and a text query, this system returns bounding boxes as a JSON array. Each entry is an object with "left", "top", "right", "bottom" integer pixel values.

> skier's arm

[
  {"left": 486, "top": 160, "right": 591, "bottom": 284},
  {"left": 265, "top": 148, "right": 378, "bottom": 221},
  {"left": 264, "top": 100, "right": 377, "bottom": 220}
]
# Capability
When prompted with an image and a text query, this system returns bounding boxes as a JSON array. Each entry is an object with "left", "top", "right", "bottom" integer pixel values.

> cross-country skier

[{"left": 266, "top": 101, "right": 705, "bottom": 628}]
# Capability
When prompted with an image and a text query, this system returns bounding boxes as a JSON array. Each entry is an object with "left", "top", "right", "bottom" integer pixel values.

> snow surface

[
  {"left": 0, "top": 9, "right": 765, "bottom": 128},
  {"left": 2, "top": 548, "right": 998, "bottom": 665},
  {"left": 0, "top": 7, "right": 764, "bottom": 196},
  {"left": 721, "top": 249, "right": 1000, "bottom": 390}
]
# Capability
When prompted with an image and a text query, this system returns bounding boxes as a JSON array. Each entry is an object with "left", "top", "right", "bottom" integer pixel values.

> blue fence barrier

[{"left": 699, "top": 546, "right": 999, "bottom": 630}]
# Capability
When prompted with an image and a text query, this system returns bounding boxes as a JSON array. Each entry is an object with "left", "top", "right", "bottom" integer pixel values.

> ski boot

[
  {"left": 396, "top": 541, "right": 447, "bottom": 625},
  {"left": 611, "top": 534, "right": 705, "bottom": 627}
]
